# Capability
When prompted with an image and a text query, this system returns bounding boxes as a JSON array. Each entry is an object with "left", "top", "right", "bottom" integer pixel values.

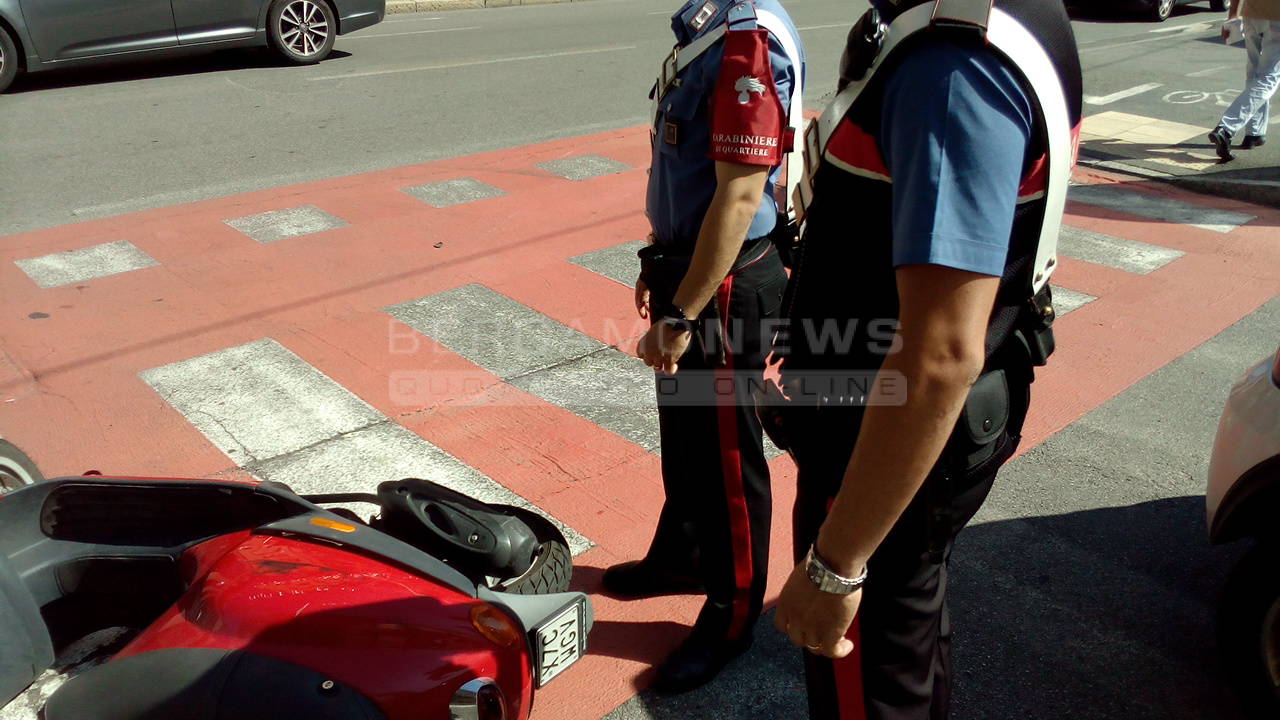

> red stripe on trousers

[
  {"left": 823, "top": 499, "right": 866, "bottom": 719},
  {"left": 834, "top": 617, "right": 867, "bottom": 720},
  {"left": 714, "top": 274, "right": 753, "bottom": 639}
]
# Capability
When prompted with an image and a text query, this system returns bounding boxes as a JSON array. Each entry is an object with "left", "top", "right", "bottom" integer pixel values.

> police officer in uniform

[
  {"left": 601, "top": 0, "right": 804, "bottom": 694},
  {"left": 769, "top": 0, "right": 1082, "bottom": 718}
]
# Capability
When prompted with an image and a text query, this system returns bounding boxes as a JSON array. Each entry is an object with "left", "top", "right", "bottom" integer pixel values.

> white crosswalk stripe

[
  {"left": 1058, "top": 226, "right": 1184, "bottom": 275},
  {"left": 15, "top": 240, "right": 159, "bottom": 289},
  {"left": 140, "top": 338, "right": 591, "bottom": 553},
  {"left": 1069, "top": 184, "right": 1255, "bottom": 233}
]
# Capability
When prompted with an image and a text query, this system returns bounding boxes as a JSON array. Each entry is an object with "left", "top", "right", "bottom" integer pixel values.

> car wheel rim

[
  {"left": 279, "top": 0, "right": 329, "bottom": 57},
  {"left": 0, "top": 42, "right": 6, "bottom": 77},
  {"left": 1265, "top": 596, "right": 1280, "bottom": 698},
  {"left": 1160, "top": 0, "right": 1172, "bottom": 15}
]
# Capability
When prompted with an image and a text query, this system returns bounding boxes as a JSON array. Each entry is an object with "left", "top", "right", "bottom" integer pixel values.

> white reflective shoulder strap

[
  {"left": 755, "top": 8, "right": 804, "bottom": 221},
  {"left": 801, "top": 1, "right": 1071, "bottom": 293},
  {"left": 814, "top": 2, "right": 935, "bottom": 152},
  {"left": 649, "top": 25, "right": 727, "bottom": 125},
  {"left": 984, "top": 9, "right": 1071, "bottom": 293},
  {"left": 792, "top": 2, "right": 935, "bottom": 219}
]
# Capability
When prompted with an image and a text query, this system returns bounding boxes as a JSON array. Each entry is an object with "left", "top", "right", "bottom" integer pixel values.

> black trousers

[
  {"left": 644, "top": 244, "right": 786, "bottom": 641},
  {"left": 789, "top": 398, "right": 1023, "bottom": 720}
]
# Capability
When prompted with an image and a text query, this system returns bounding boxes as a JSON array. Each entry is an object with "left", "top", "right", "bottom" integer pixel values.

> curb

[
  {"left": 1077, "top": 150, "right": 1280, "bottom": 211},
  {"left": 386, "top": 0, "right": 586, "bottom": 12}
]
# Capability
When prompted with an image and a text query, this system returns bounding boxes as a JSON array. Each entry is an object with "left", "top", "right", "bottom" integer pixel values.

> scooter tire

[{"left": 486, "top": 506, "right": 572, "bottom": 595}]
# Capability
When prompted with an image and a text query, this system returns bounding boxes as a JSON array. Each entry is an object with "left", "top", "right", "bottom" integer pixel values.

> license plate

[{"left": 531, "top": 599, "right": 584, "bottom": 687}]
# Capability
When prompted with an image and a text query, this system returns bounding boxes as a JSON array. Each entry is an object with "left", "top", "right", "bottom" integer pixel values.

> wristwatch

[
  {"left": 804, "top": 545, "right": 867, "bottom": 595},
  {"left": 653, "top": 302, "right": 694, "bottom": 334}
]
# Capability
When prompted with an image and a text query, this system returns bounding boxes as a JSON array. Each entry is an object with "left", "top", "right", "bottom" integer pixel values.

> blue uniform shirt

[
  {"left": 646, "top": 0, "right": 804, "bottom": 246},
  {"left": 879, "top": 39, "right": 1035, "bottom": 276}
]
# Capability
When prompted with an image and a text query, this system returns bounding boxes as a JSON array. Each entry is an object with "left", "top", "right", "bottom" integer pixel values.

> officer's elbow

[{"left": 918, "top": 341, "right": 987, "bottom": 390}]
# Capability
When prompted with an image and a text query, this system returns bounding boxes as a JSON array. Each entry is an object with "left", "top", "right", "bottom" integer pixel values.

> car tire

[
  {"left": 1219, "top": 540, "right": 1280, "bottom": 718},
  {"left": 485, "top": 506, "right": 573, "bottom": 595},
  {"left": 1151, "top": 0, "right": 1174, "bottom": 21},
  {"left": 0, "top": 439, "right": 45, "bottom": 493},
  {"left": 0, "top": 25, "right": 20, "bottom": 94},
  {"left": 1211, "top": 0, "right": 1227, "bottom": 10},
  {"left": 267, "top": 0, "right": 336, "bottom": 65}
]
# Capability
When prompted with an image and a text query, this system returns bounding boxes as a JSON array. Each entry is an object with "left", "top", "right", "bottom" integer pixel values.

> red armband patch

[{"left": 709, "top": 28, "right": 785, "bottom": 166}]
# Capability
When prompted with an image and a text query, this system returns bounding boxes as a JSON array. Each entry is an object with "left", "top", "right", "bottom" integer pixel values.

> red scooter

[{"left": 0, "top": 440, "right": 590, "bottom": 720}]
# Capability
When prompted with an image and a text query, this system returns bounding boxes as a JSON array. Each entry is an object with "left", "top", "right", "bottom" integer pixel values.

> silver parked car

[{"left": 0, "top": 0, "right": 384, "bottom": 92}]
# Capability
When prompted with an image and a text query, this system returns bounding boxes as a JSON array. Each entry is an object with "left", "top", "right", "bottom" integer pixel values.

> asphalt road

[
  {"left": 4, "top": 0, "right": 1273, "bottom": 237},
  {"left": 0, "top": 0, "right": 860, "bottom": 236}
]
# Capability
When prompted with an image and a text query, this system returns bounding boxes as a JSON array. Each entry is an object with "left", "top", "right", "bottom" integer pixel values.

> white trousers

[{"left": 1220, "top": 18, "right": 1280, "bottom": 137}]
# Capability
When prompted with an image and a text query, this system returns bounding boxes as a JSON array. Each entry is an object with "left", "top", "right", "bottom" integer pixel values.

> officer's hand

[
  {"left": 635, "top": 278, "right": 651, "bottom": 319},
  {"left": 637, "top": 322, "right": 692, "bottom": 375},
  {"left": 774, "top": 562, "right": 860, "bottom": 659}
]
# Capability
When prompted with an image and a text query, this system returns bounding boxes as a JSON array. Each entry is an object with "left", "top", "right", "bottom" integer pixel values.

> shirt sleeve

[
  {"left": 879, "top": 40, "right": 1034, "bottom": 277},
  {"left": 708, "top": 27, "right": 788, "bottom": 166}
]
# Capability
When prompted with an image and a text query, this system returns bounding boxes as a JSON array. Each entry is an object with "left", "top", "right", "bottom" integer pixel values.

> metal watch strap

[{"left": 804, "top": 545, "right": 868, "bottom": 595}]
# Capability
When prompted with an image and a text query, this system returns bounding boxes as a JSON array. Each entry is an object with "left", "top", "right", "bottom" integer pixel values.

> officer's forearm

[
  {"left": 814, "top": 266, "right": 998, "bottom": 578},
  {"left": 672, "top": 162, "right": 769, "bottom": 317},
  {"left": 814, "top": 350, "right": 980, "bottom": 577}
]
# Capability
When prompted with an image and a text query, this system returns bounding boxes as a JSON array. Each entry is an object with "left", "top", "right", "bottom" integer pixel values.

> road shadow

[
  {"left": 610, "top": 497, "right": 1252, "bottom": 720},
  {"left": 4, "top": 48, "right": 352, "bottom": 94}
]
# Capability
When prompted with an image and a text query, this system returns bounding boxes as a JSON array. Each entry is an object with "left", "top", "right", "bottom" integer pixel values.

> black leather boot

[
  {"left": 601, "top": 559, "right": 702, "bottom": 599},
  {"left": 652, "top": 601, "right": 753, "bottom": 694},
  {"left": 1241, "top": 134, "right": 1266, "bottom": 149}
]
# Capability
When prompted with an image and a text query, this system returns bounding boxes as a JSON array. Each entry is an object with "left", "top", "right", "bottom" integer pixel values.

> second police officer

[
  {"left": 602, "top": 0, "right": 805, "bottom": 694},
  {"left": 769, "top": 0, "right": 1083, "bottom": 718}
]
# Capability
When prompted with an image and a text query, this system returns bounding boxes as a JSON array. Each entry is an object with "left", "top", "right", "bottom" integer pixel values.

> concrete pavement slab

[
  {"left": 1067, "top": 183, "right": 1256, "bottom": 233},
  {"left": 14, "top": 240, "right": 159, "bottom": 289},
  {"left": 570, "top": 239, "right": 647, "bottom": 287},
  {"left": 510, "top": 348, "right": 659, "bottom": 451},
  {"left": 1058, "top": 225, "right": 1185, "bottom": 275},
  {"left": 139, "top": 338, "right": 385, "bottom": 465},
  {"left": 1050, "top": 286, "right": 1096, "bottom": 317},
  {"left": 538, "top": 154, "right": 633, "bottom": 182},
  {"left": 224, "top": 205, "right": 350, "bottom": 244},
  {"left": 386, "top": 284, "right": 607, "bottom": 381},
  {"left": 402, "top": 177, "right": 507, "bottom": 208}
]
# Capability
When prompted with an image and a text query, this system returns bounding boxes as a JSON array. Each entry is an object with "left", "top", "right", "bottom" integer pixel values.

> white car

[{"left": 1207, "top": 346, "right": 1280, "bottom": 718}]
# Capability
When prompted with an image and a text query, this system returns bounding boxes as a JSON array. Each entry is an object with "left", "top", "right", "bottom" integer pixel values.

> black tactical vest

[{"left": 780, "top": 0, "right": 1083, "bottom": 414}]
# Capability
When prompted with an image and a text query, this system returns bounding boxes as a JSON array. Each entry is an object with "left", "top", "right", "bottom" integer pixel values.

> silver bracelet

[{"left": 804, "top": 545, "right": 868, "bottom": 595}]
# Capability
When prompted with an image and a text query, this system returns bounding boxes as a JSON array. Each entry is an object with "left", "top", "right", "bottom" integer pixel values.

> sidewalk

[{"left": 1078, "top": 109, "right": 1280, "bottom": 209}]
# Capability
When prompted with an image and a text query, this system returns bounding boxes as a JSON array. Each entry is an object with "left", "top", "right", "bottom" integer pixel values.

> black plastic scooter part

[
  {"left": 44, "top": 648, "right": 385, "bottom": 720},
  {"left": 0, "top": 552, "right": 54, "bottom": 707},
  {"left": 373, "top": 478, "right": 539, "bottom": 581}
]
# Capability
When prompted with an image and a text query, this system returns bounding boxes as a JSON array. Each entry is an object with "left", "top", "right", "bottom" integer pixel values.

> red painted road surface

[{"left": 2, "top": 127, "right": 1279, "bottom": 719}]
